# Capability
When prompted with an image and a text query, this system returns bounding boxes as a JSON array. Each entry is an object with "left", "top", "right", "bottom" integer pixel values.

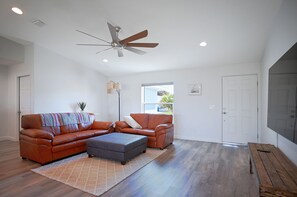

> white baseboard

[
  {"left": 0, "top": 136, "right": 18, "bottom": 141},
  {"left": 175, "top": 135, "right": 221, "bottom": 144}
]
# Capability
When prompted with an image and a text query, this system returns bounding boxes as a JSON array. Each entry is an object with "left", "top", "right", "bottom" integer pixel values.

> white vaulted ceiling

[{"left": 0, "top": 0, "right": 283, "bottom": 76}]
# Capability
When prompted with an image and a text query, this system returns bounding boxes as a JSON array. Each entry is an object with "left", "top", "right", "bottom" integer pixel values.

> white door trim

[{"left": 18, "top": 75, "right": 30, "bottom": 131}]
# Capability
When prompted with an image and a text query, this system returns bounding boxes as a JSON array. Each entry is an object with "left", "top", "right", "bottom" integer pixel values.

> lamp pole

[{"left": 116, "top": 89, "right": 120, "bottom": 121}]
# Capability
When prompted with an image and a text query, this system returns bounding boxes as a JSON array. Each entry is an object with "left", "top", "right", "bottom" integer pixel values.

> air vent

[{"left": 32, "top": 19, "right": 46, "bottom": 27}]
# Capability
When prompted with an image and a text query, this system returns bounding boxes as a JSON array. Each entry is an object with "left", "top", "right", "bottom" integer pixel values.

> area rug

[{"left": 32, "top": 149, "right": 166, "bottom": 196}]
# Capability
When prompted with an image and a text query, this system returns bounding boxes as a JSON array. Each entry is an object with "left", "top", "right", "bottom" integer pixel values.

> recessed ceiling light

[
  {"left": 102, "top": 59, "right": 108, "bottom": 63},
  {"left": 11, "top": 7, "right": 23, "bottom": 15},
  {"left": 200, "top": 41, "right": 207, "bottom": 47}
]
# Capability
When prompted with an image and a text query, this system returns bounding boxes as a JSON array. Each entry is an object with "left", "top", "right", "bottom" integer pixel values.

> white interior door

[
  {"left": 222, "top": 75, "right": 258, "bottom": 144},
  {"left": 19, "top": 75, "right": 31, "bottom": 130}
]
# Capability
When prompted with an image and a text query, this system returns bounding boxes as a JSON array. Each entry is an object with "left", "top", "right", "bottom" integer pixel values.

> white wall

[
  {"left": 0, "top": 38, "right": 27, "bottom": 140},
  {"left": 33, "top": 45, "right": 108, "bottom": 120},
  {"left": 0, "top": 66, "right": 9, "bottom": 140},
  {"left": 260, "top": 0, "right": 297, "bottom": 165},
  {"left": 108, "top": 62, "right": 260, "bottom": 143},
  {"left": 7, "top": 45, "right": 34, "bottom": 140},
  {"left": 4, "top": 44, "right": 109, "bottom": 140},
  {"left": 0, "top": 36, "right": 24, "bottom": 65}
]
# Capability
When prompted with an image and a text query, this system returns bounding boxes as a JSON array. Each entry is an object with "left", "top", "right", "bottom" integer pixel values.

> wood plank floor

[{"left": 0, "top": 140, "right": 258, "bottom": 197}]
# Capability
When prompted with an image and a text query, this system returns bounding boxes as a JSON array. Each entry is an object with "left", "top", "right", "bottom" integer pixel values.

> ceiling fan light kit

[{"left": 77, "top": 22, "right": 159, "bottom": 57}]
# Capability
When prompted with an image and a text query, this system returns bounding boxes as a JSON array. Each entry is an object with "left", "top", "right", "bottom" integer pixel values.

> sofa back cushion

[
  {"left": 41, "top": 126, "right": 61, "bottom": 136},
  {"left": 148, "top": 114, "right": 173, "bottom": 129},
  {"left": 130, "top": 113, "right": 149, "bottom": 128},
  {"left": 60, "top": 124, "right": 79, "bottom": 134}
]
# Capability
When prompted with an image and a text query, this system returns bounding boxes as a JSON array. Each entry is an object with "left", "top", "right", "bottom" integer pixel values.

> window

[{"left": 141, "top": 83, "right": 174, "bottom": 114}]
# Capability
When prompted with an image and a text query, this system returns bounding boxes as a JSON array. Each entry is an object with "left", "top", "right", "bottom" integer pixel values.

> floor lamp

[{"left": 107, "top": 81, "right": 122, "bottom": 121}]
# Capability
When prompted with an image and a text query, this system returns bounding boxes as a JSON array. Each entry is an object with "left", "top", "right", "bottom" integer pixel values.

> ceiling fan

[{"left": 76, "top": 22, "right": 159, "bottom": 57}]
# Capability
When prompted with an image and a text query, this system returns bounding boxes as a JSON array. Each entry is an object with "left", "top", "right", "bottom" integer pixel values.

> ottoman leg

[
  {"left": 121, "top": 161, "right": 126, "bottom": 165},
  {"left": 143, "top": 149, "right": 146, "bottom": 153},
  {"left": 88, "top": 154, "right": 93, "bottom": 158}
]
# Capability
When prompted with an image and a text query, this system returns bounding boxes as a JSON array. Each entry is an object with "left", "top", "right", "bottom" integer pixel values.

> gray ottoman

[{"left": 86, "top": 133, "right": 148, "bottom": 165}]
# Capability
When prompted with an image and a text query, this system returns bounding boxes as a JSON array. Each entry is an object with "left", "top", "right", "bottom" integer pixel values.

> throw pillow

[{"left": 124, "top": 116, "right": 142, "bottom": 129}]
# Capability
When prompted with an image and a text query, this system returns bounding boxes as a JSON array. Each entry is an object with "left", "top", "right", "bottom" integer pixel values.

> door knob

[{"left": 223, "top": 112, "right": 227, "bottom": 114}]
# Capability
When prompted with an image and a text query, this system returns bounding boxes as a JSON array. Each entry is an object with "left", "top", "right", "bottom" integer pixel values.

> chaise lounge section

[
  {"left": 115, "top": 113, "right": 174, "bottom": 149},
  {"left": 20, "top": 113, "right": 113, "bottom": 164}
]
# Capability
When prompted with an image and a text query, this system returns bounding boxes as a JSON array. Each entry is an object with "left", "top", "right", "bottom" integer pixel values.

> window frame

[{"left": 141, "top": 82, "right": 174, "bottom": 114}]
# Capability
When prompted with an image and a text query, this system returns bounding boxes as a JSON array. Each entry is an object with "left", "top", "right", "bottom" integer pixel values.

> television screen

[{"left": 267, "top": 42, "right": 297, "bottom": 144}]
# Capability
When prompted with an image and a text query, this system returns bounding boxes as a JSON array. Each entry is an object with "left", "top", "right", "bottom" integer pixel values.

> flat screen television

[{"left": 267, "top": 42, "right": 297, "bottom": 144}]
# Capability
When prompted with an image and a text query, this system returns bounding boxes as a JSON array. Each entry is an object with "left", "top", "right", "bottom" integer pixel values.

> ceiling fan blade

[
  {"left": 120, "top": 30, "right": 148, "bottom": 45},
  {"left": 96, "top": 47, "right": 113, "bottom": 54},
  {"left": 125, "top": 43, "right": 159, "bottom": 48},
  {"left": 76, "top": 44, "right": 111, "bottom": 46},
  {"left": 124, "top": 47, "right": 146, "bottom": 55},
  {"left": 107, "top": 22, "right": 119, "bottom": 43},
  {"left": 76, "top": 30, "right": 110, "bottom": 44},
  {"left": 118, "top": 49, "right": 124, "bottom": 57}
]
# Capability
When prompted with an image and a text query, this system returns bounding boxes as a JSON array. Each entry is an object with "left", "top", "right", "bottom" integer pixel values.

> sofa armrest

[
  {"left": 115, "top": 121, "right": 130, "bottom": 131},
  {"left": 20, "top": 129, "right": 54, "bottom": 140},
  {"left": 155, "top": 124, "right": 174, "bottom": 135},
  {"left": 92, "top": 121, "right": 113, "bottom": 130}
]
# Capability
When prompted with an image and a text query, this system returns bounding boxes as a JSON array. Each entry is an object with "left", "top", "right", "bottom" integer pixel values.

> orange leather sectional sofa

[
  {"left": 20, "top": 113, "right": 113, "bottom": 164},
  {"left": 115, "top": 113, "right": 174, "bottom": 149},
  {"left": 20, "top": 112, "right": 174, "bottom": 164}
]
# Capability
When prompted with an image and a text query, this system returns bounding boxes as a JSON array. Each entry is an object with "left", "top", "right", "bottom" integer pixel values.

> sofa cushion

[
  {"left": 130, "top": 113, "right": 149, "bottom": 128},
  {"left": 52, "top": 133, "right": 77, "bottom": 146},
  {"left": 60, "top": 124, "right": 79, "bottom": 134},
  {"left": 92, "top": 130, "right": 110, "bottom": 136},
  {"left": 148, "top": 114, "right": 172, "bottom": 129},
  {"left": 124, "top": 116, "right": 142, "bottom": 129},
  {"left": 41, "top": 126, "right": 61, "bottom": 136},
  {"left": 52, "top": 141, "right": 78, "bottom": 152},
  {"left": 137, "top": 129, "right": 156, "bottom": 137},
  {"left": 121, "top": 128, "right": 139, "bottom": 134},
  {"left": 74, "top": 130, "right": 95, "bottom": 140}
]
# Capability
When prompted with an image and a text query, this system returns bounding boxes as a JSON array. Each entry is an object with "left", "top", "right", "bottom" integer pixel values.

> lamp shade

[{"left": 107, "top": 81, "right": 114, "bottom": 94}]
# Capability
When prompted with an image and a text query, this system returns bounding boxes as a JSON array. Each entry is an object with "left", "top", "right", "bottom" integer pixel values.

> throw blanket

[
  {"left": 74, "top": 113, "right": 91, "bottom": 124},
  {"left": 40, "top": 113, "right": 92, "bottom": 127},
  {"left": 60, "top": 113, "right": 77, "bottom": 125},
  {"left": 40, "top": 113, "right": 61, "bottom": 127}
]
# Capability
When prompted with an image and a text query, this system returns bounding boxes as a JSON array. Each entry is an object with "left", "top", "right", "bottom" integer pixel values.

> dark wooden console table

[{"left": 248, "top": 143, "right": 297, "bottom": 197}]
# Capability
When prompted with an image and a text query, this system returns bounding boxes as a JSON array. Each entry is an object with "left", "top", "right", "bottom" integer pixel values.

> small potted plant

[{"left": 78, "top": 102, "right": 87, "bottom": 112}]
